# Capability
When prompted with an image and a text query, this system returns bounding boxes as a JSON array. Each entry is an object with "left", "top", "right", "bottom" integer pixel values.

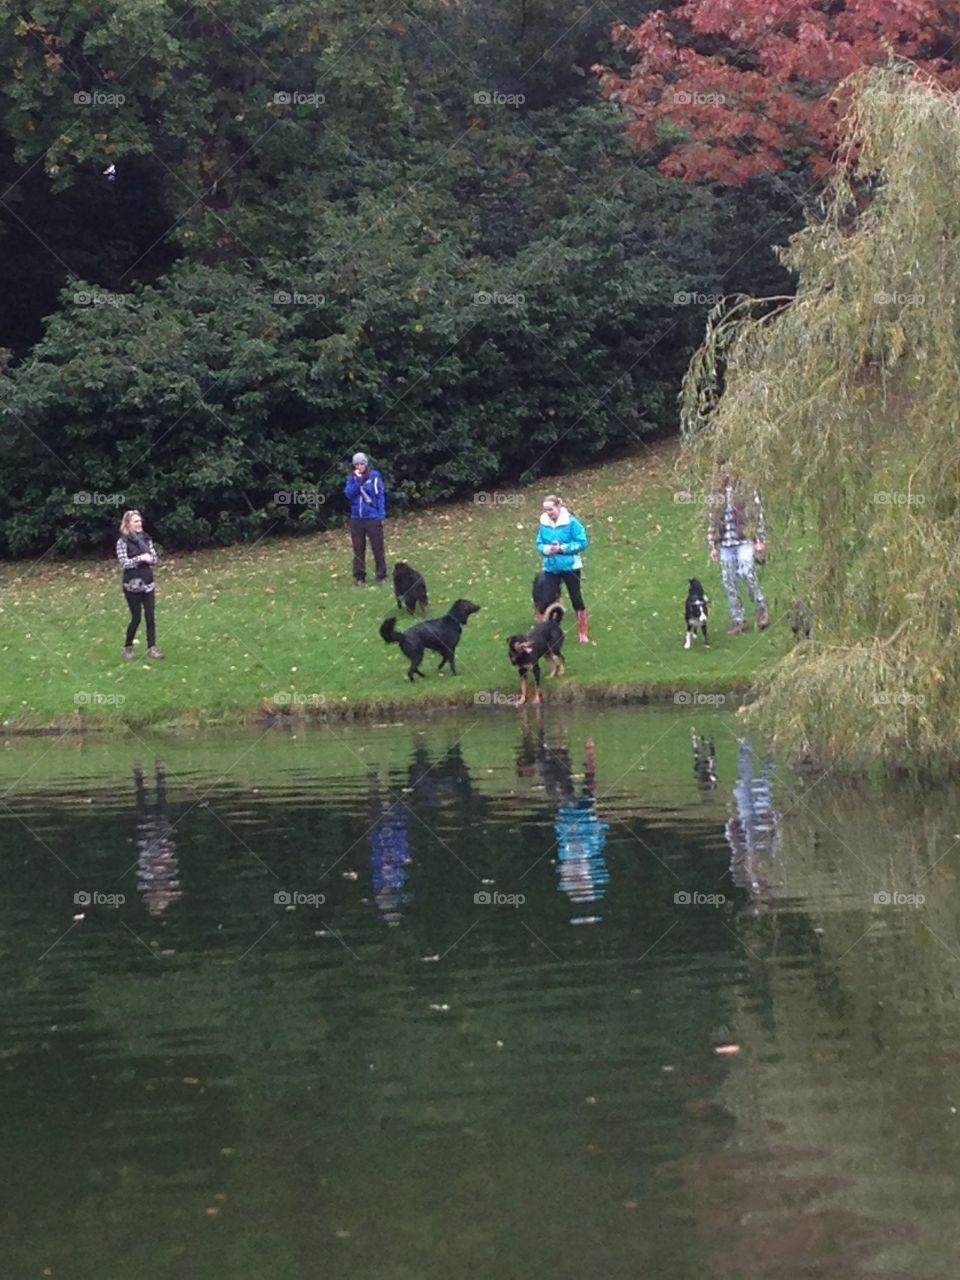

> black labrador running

[
  {"left": 380, "top": 599, "right": 480, "bottom": 682},
  {"left": 507, "top": 604, "right": 565, "bottom": 705}
]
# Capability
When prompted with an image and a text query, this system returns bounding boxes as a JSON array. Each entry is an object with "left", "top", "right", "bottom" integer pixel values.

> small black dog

[
  {"left": 508, "top": 604, "right": 565, "bottom": 705},
  {"left": 532, "top": 571, "right": 561, "bottom": 623},
  {"left": 684, "top": 578, "right": 710, "bottom": 649},
  {"left": 393, "top": 561, "right": 429, "bottom": 615},
  {"left": 381, "top": 599, "right": 480, "bottom": 682},
  {"left": 789, "top": 598, "right": 813, "bottom": 641}
]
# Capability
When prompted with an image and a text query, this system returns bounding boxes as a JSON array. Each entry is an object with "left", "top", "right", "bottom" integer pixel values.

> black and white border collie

[{"left": 684, "top": 578, "right": 710, "bottom": 650}]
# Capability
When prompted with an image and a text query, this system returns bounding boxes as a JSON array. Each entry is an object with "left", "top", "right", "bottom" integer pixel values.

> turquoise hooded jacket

[{"left": 536, "top": 506, "right": 588, "bottom": 573}]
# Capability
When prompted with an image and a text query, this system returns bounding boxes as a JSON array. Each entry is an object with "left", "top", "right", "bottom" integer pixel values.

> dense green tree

[{"left": 0, "top": 0, "right": 797, "bottom": 555}]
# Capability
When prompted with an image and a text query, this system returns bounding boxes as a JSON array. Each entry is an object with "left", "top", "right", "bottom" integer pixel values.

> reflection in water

[
  {"left": 133, "top": 765, "right": 180, "bottom": 916},
  {"left": 518, "top": 721, "right": 609, "bottom": 923},
  {"left": 725, "top": 739, "right": 782, "bottom": 904},
  {"left": 369, "top": 778, "right": 411, "bottom": 927},
  {"left": 692, "top": 729, "right": 718, "bottom": 791},
  {"left": 368, "top": 741, "right": 480, "bottom": 926}
]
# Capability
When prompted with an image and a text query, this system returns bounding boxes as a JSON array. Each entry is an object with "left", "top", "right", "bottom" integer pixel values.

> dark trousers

[
  {"left": 543, "top": 569, "right": 585, "bottom": 613},
  {"left": 124, "top": 589, "right": 157, "bottom": 647},
  {"left": 351, "top": 519, "right": 386, "bottom": 582}
]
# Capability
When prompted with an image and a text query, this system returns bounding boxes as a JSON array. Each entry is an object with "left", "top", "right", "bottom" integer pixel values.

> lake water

[{"left": 2, "top": 705, "right": 960, "bottom": 1279}]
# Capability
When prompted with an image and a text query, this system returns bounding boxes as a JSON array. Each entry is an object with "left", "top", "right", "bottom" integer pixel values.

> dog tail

[
  {"left": 380, "top": 617, "right": 403, "bottom": 644},
  {"left": 546, "top": 603, "right": 565, "bottom": 624}
]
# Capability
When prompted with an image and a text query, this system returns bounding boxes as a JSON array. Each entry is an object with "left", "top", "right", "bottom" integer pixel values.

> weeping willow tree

[{"left": 681, "top": 64, "right": 960, "bottom": 769}]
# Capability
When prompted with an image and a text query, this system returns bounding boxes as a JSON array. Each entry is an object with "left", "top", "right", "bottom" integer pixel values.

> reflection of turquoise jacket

[
  {"left": 537, "top": 507, "right": 588, "bottom": 573},
  {"left": 556, "top": 798, "right": 610, "bottom": 909}
]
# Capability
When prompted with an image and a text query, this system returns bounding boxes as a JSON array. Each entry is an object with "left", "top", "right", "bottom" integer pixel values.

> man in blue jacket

[
  {"left": 345, "top": 451, "right": 387, "bottom": 586},
  {"left": 537, "top": 494, "right": 591, "bottom": 643}
]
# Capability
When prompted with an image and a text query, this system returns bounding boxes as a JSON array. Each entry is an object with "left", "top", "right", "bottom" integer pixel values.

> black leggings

[
  {"left": 124, "top": 590, "right": 157, "bottom": 648},
  {"left": 543, "top": 569, "right": 585, "bottom": 613}
]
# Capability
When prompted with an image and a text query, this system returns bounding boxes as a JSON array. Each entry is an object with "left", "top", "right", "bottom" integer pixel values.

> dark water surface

[{"left": 2, "top": 706, "right": 960, "bottom": 1279}]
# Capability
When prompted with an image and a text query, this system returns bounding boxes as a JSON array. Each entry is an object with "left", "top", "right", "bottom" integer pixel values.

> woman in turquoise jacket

[{"left": 536, "top": 494, "right": 591, "bottom": 643}]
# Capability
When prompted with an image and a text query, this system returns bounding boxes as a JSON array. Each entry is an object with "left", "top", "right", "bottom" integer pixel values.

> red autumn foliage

[{"left": 595, "top": 1, "right": 960, "bottom": 184}]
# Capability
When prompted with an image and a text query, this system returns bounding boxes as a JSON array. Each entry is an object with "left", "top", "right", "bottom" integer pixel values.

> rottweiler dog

[
  {"left": 393, "top": 561, "right": 429, "bottom": 615},
  {"left": 507, "top": 604, "right": 565, "bottom": 705},
  {"left": 532, "top": 571, "right": 561, "bottom": 623},
  {"left": 381, "top": 598, "right": 480, "bottom": 682}
]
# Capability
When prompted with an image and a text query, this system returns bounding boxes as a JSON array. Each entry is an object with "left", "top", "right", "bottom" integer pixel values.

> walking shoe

[
  {"left": 123, "top": 645, "right": 135, "bottom": 661},
  {"left": 757, "top": 607, "right": 770, "bottom": 630},
  {"left": 147, "top": 646, "right": 165, "bottom": 660},
  {"left": 727, "top": 622, "right": 748, "bottom": 636},
  {"left": 354, "top": 579, "right": 366, "bottom": 587}
]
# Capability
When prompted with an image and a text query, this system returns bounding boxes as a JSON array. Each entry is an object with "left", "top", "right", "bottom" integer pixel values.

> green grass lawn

[{"left": 0, "top": 442, "right": 810, "bottom": 730}]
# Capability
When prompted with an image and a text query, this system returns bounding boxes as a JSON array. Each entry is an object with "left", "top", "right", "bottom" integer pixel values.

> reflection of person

[
  {"left": 117, "top": 510, "right": 163, "bottom": 660},
  {"left": 725, "top": 739, "right": 781, "bottom": 902},
  {"left": 134, "top": 766, "right": 180, "bottom": 916},
  {"left": 518, "top": 725, "right": 609, "bottom": 921},
  {"left": 370, "top": 790, "right": 411, "bottom": 927},
  {"left": 707, "top": 458, "right": 768, "bottom": 637},
  {"left": 555, "top": 737, "right": 609, "bottom": 920},
  {"left": 536, "top": 494, "right": 590, "bottom": 644},
  {"left": 344, "top": 451, "right": 387, "bottom": 586}
]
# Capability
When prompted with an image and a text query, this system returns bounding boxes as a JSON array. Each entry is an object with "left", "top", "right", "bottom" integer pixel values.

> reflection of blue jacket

[
  {"left": 371, "top": 802, "right": 410, "bottom": 926},
  {"left": 537, "top": 507, "right": 588, "bottom": 573},
  {"left": 556, "top": 798, "right": 609, "bottom": 912},
  {"left": 345, "top": 468, "right": 387, "bottom": 521}
]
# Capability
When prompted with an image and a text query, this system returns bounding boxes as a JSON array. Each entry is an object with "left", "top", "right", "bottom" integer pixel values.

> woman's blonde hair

[
  {"left": 119, "top": 510, "right": 141, "bottom": 536},
  {"left": 542, "top": 494, "right": 562, "bottom": 508}
]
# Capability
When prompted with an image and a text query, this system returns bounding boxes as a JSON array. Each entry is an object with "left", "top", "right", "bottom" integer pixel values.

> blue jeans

[{"left": 720, "top": 543, "right": 765, "bottom": 625}]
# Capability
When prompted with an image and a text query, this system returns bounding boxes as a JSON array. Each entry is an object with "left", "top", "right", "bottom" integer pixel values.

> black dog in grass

[
  {"left": 684, "top": 578, "right": 710, "bottom": 650},
  {"left": 532, "top": 571, "right": 561, "bottom": 623},
  {"left": 508, "top": 604, "right": 565, "bottom": 705},
  {"left": 789, "top": 598, "right": 813, "bottom": 641},
  {"left": 393, "top": 561, "right": 429, "bottom": 615},
  {"left": 381, "top": 599, "right": 480, "bottom": 682}
]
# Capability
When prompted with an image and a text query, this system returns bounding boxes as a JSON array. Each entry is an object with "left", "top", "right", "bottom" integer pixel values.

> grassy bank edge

[{"left": 2, "top": 676, "right": 752, "bottom": 736}]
